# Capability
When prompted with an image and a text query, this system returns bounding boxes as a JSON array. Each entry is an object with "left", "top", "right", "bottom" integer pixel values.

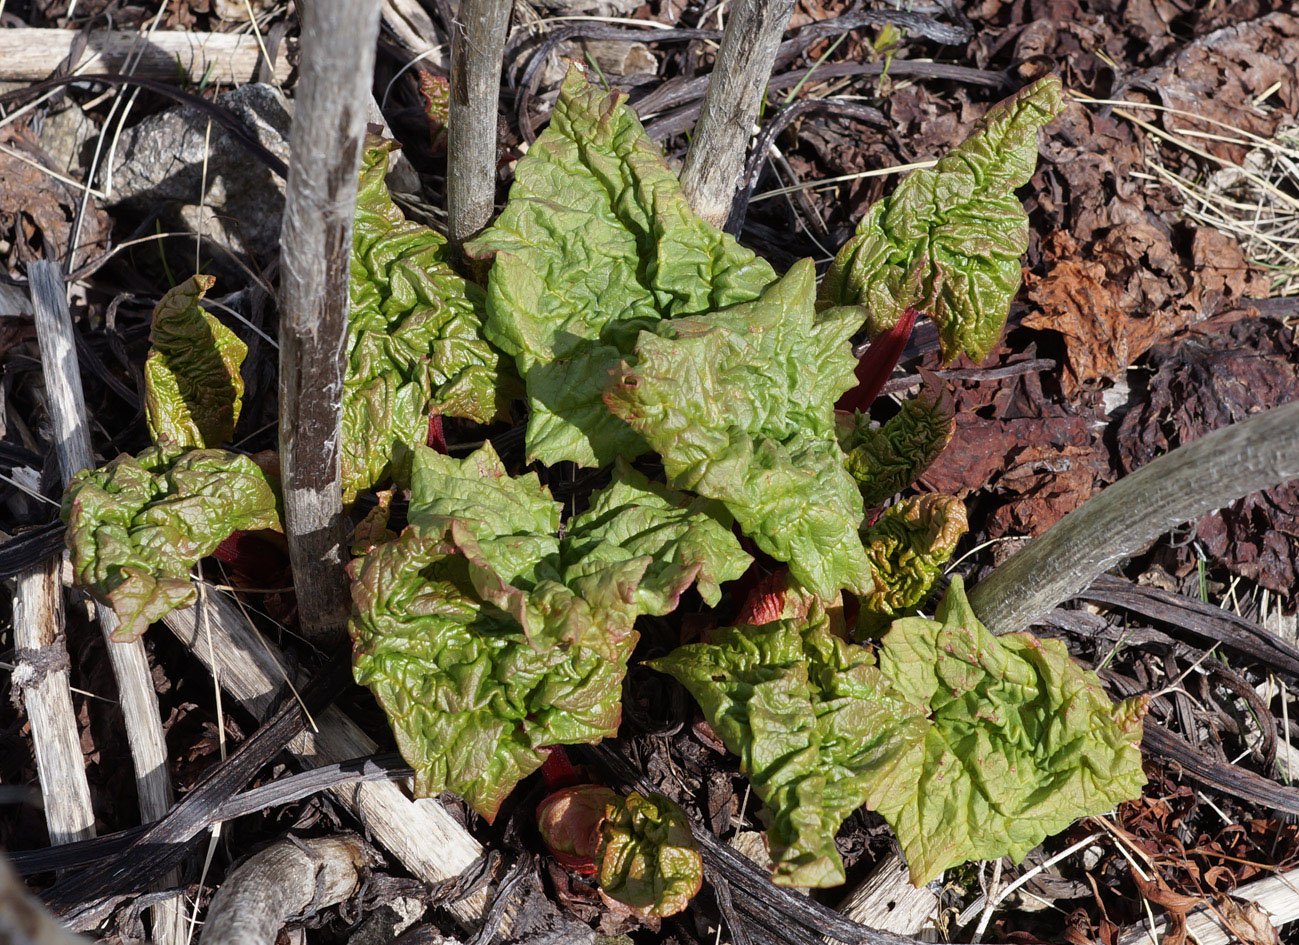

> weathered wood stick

[
  {"left": 0, "top": 29, "right": 292, "bottom": 84},
  {"left": 969, "top": 399, "right": 1299, "bottom": 635},
  {"left": 381, "top": 0, "right": 448, "bottom": 68},
  {"left": 198, "top": 835, "right": 377, "bottom": 945},
  {"left": 12, "top": 556, "right": 96, "bottom": 847},
  {"left": 0, "top": 853, "right": 89, "bottom": 945},
  {"left": 162, "top": 589, "right": 490, "bottom": 928},
  {"left": 835, "top": 853, "right": 938, "bottom": 938},
  {"left": 679, "top": 0, "right": 796, "bottom": 227},
  {"left": 28, "top": 260, "right": 186, "bottom": 944},
  {"left": 446, "top": 0, "right": 512, "bottom": 255},
  {"left": 277, "top": 0, "right": 382, "bottom": 649}
]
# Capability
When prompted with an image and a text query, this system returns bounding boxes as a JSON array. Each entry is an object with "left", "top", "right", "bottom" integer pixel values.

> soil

[{"left": 1, "top": 0, "right": 1297, "bottom": 942}]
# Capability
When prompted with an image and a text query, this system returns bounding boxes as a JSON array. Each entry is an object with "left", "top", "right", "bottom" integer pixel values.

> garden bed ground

[{"left": 1, "top": 0, "right": 1298, "bottom": 942}]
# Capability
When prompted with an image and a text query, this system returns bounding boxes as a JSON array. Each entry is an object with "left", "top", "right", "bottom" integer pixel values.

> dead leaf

[
  {"left": 1141, "top": 12, "right": 1299, "bottom": 164},
  {"left": 1212, "top": 895, "right": 1279, "bottom": 945},
  {"left": 1024, "top": 232, "right": 1131, "bottom": 391},
  {"left": 0, "top": 123, "right": 111, "bottom": 275},
  {"left": 1118, "top": 312, "right": 1299, "bottom": 592}
]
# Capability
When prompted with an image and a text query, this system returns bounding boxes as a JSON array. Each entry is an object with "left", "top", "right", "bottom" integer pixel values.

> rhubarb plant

[
  {"left": 653, "top": 578, "right": 1147, "bottom": 887},
  {"left": 60, "top": 65, "right": 1150, "bottom": 901},
  {"left": 537, "top": 785, "right": 704, "bottom": 918},
  {"left": 349, "top": 442, "right": 749, "bottom": 818}
]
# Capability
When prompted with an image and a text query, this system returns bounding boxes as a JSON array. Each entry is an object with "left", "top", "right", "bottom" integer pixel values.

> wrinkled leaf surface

[
  {"left": 466, "top": 68, "right": 775, "bottom": 468},
  {"left": 344, "top": 136, "right": 510, "bottom": 499},
  {"left": 606, "top": 261, "right": 871, "bottom": 598},
  {"left": 63, "top": 445, "right": 281, "bottom": 640},
  {"left": 599, "top": 791, "right": 703, "bottom": 918},
  {"left": 144, "top": 275, "right": 246, "bottom": 449},
  {"left": 821, "top": 76, "right": 1063, "bottom": 362}
]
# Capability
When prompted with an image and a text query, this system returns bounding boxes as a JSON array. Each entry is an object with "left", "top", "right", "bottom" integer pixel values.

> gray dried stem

[
  {"left": 0, "top": 853, "right": 89, "bottom": 945},
  {"left": 277, "top": 0, "right": 382, "bottom": 649},
  {"left": 446, "top": 0, "right": 512, "bottom": 256},
  {"left": 28, "top": 260, "right": 185, "bottom": 944},
  {"left": 198, "top": 835, "right": 378, "bottom": 945},
  {"left": 162, "top": 589, "right": 491, "bottom": 929},
  {"left": 11, "top": 555, "right": 95, "bottom": 847},
  {"left": 680, "top": 0, "right": 797, "bottom": 228},
  {"left": 968, "top": 399, "right": 1299, "bottom": 635}
]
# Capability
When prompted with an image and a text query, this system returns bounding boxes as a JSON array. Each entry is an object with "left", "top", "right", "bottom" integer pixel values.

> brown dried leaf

[
  {"left": 0, "top": 124, "right": 110, "bottom": 274},
  {"left": 1213, "top": 895, "right": 1281, "bottom": 945},
  {"left": 1117, "top": 313, "right": 1299, "bottom": 591},
  {"left": 1143, "top": 12, "right": 1299, "bottom": 164}
]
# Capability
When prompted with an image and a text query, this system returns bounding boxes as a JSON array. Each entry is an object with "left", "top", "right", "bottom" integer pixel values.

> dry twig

[
  {"left": 679, "top": 0, "right": 797, "bottom": 227},
  {"left": 277, "top": 0, "right": 383, "bottom": 648},
  {"left": 969, "top": 399, "right": 1299, "bottom": 635},
  {"left": 28, "top": 260, "right": 185, "bottom": 943},
  {"left": 11, "top": 555, "right": 96, "bottom": 847},
  {"left": 446, "top": 0, "right": 512, "bottom": 255},
  {"left": 0, "top": 29, "right": 292, "bottom": 84},
  {"left": 198, "top": 835, "right": 378, "bottom": 945}
]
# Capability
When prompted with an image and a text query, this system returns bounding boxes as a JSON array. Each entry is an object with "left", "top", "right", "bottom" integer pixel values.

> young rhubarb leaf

[
  {"left": 538, "top": 784, "right": 619, "bottom": 872},
  {"left": 407, "top": 444, "right": 747, "bottom": 658},
  {"left": 465, "top": 67, "right": 776, "bottom": 468},
  {"left": 537, "top": 785, "right": 704, "bottom": 917},
  {"left": 144, "top": 275, "right": 246, "bottom": 449},
  {"left": 874, "top": 577, "right": 1148, "bottom": 884},
  {"left": 344, "top": 136, "right": 512, "bottom": 500},
  {"left": 599, "top": 791, "right": 703, "bottom": 918},
  {"left": 350, "top": 528, "right": 630, "bottom": 821},
  {"left": 650, "top": 616, "right": 928, "bottom": 887},
  {"left": 820, "top": 76, "right": 1063, "bottom": 363},
  {"left": 840, "top": 368, "right": 955, "bottom": 509},
  {"left": 565, "top": 459, "right": 752, "bottom": 613},
  {"left": 857, "top": 493, "right": 966, "bottom": 635},
  {"left": 351, "top": 444, "right": 750, "bottom": 817},
  {"left": 63, "top": 444, "right": 282, "bottom": 640},
  {"left": 606, "top": 260, "right": 872, "bottom": 599}
]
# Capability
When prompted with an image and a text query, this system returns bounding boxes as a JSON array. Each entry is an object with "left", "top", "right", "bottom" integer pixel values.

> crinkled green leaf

[
  {"left": 820, "top": 76, "right": 1063, "bottom": 362},
  {"left": 567, "top": 458, "right": 751, "bottom": 612},
  {"left": 344, "top": 136, "right": 513, "bottom": 500},
  {"left": 840, "top": 369, "right": 955, "bottom": 508},
  {"left": 408, "top": 440, "right": 560, "bottom": 589},
  {"left": 351, "top": 444, "right": 749, "bottom": 816},
  {"left": 606, "top": 261, "right": 871, "bottom": 599},
  {"left": 350, "top": 529, "right": 629, "bottom": 821},
  {"left": 650, "top": 617, "right": 927, "bottom": 887},
  {"left": 144, "top": 275, "right": 246, "bottom": 449},
  {"left": 62, "top": 444, "right": 281, "bottom": 641},
  {"left": 466, "top": 67, "right": 776, "bottom": 468},
  {"left": 406, "top": 444, "right": 749, "bottom": 655},
  {"left": 874, "top": 577, "right": 1148, "bottom": 884},
  {"left": 857, "top": 494, "right": 967, "bottom": 635},
  {"left": 598, "top": 791, "right": 703, "bottom": 918}
]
